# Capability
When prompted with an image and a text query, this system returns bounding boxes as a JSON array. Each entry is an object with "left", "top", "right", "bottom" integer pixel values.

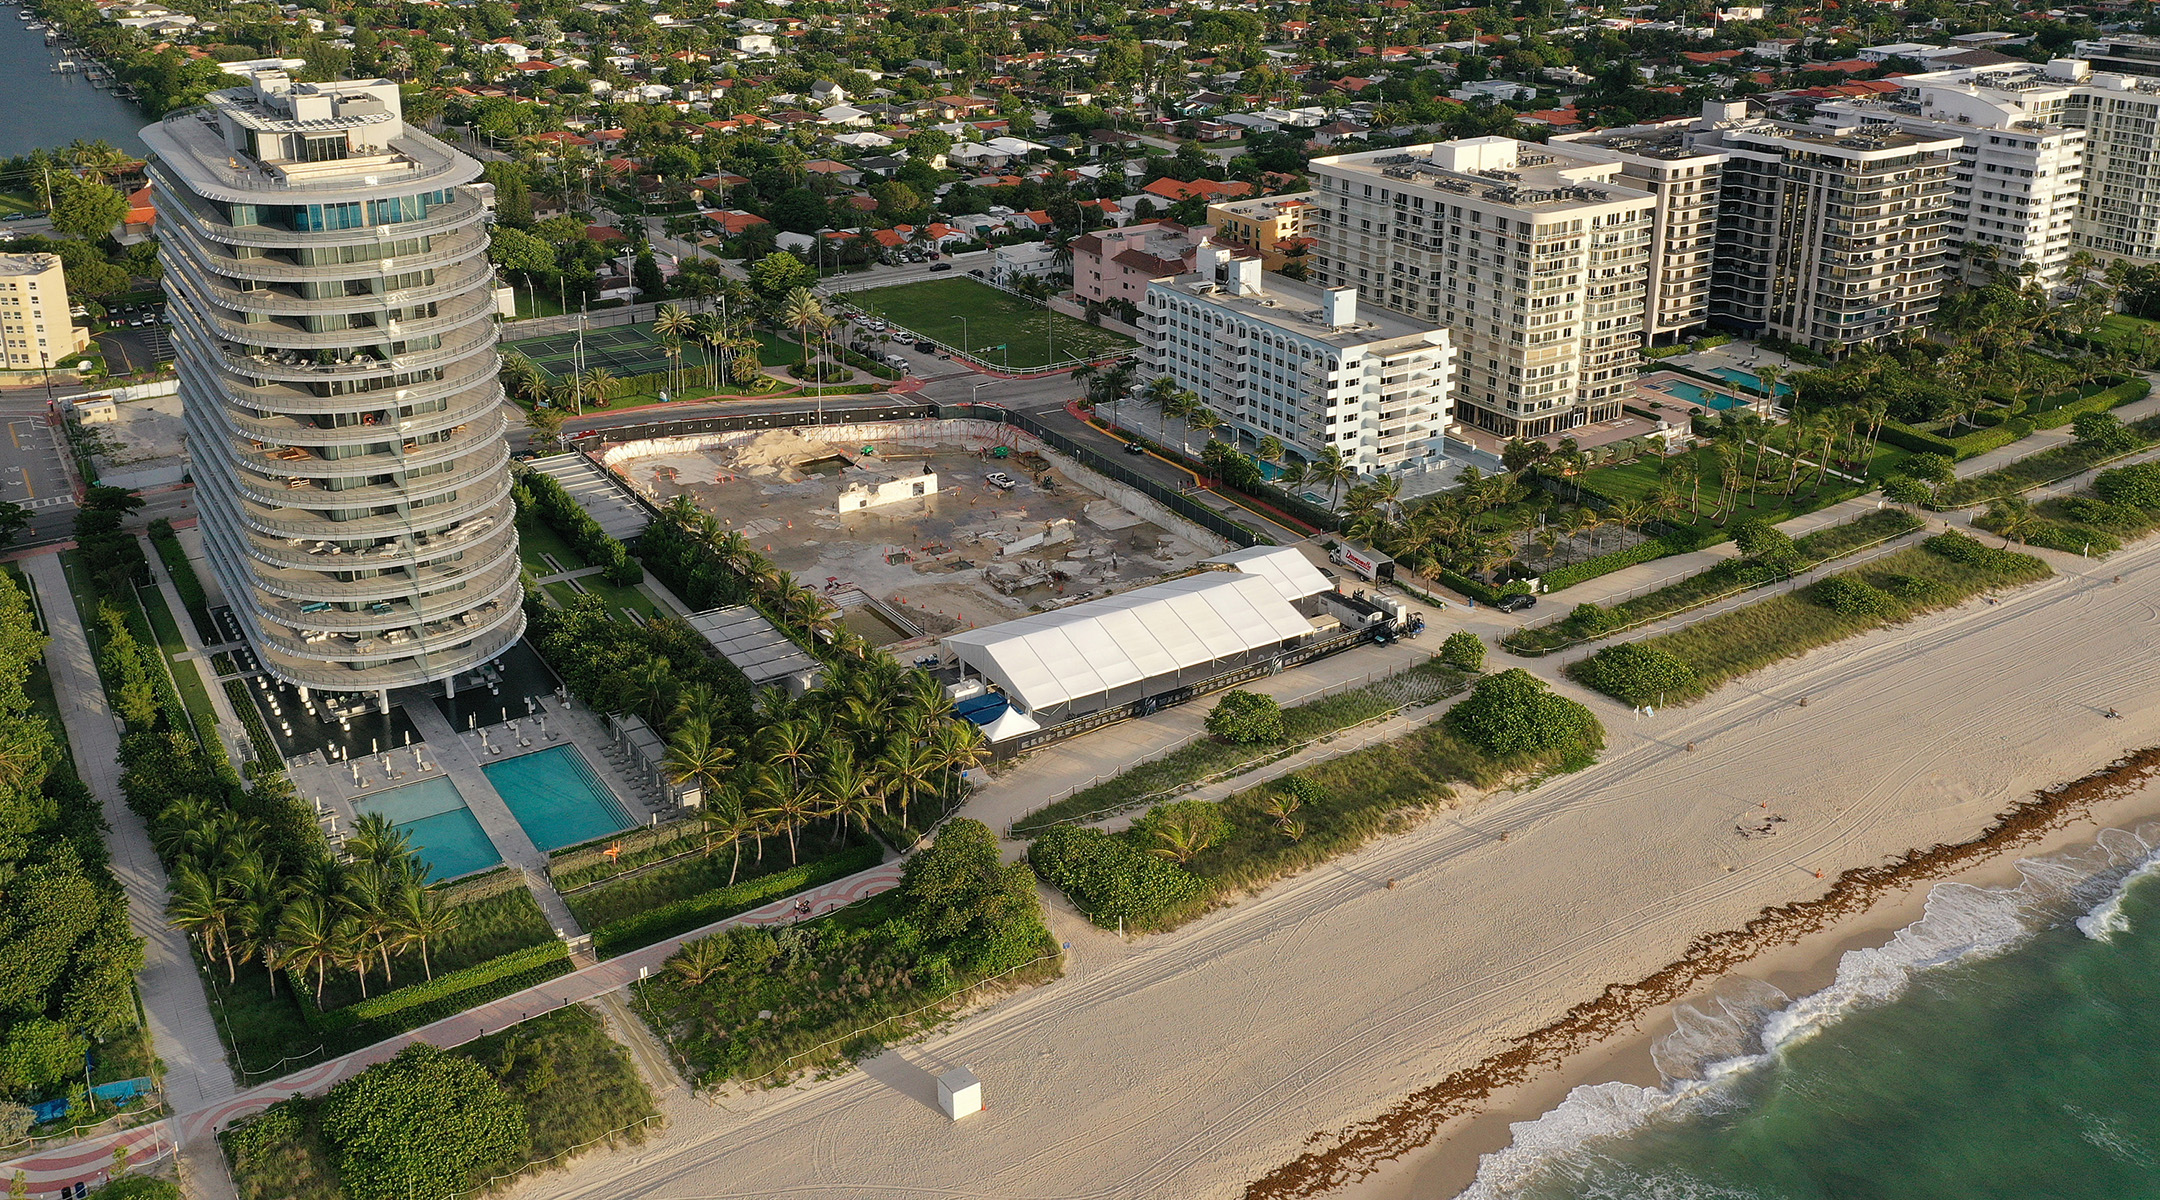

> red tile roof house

[
  {"left": 1071, "top": 220, "right": 1210, "bottom": 305},
  {"left": 1141, "top": 177, "right": 1256, "bottom": 203},
  {"left": 586, "top": 225, "right": 629, "bottom": 245},
  {"left": 804, "top": 160, "right": 863, "bottom": 186},
  {"left": 706, "top": 210, "right": 770, "bottom": 234}
]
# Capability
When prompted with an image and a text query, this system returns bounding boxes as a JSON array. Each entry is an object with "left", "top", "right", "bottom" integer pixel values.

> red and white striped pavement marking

[
  {"left": 0, "top": 1122, "right": 174, "bottom": 1193},
  {"left": 0, "top": 862, "right": 905, "bottom": 1189}
]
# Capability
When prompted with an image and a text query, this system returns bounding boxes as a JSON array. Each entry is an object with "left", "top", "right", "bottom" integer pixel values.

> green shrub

[
  {"left": 1029, "top": 825, "right": 1206, "bottom": 927},
  {"left": 1536, "top": 535, "right": 1681, "bottom": 592},
  {"left": 301, "top": 941, "right": 571, "bottom": 1034},
  {"left": 1205, "top": 689, "right": 1285, "bottom": 744},
  {"left": 1904, "top": 453, "right": 1956, "bottom": 485},
  {"left": 1923, "top": 531, "right": 2044, "bottom": 573},
  {"left": 319, "top": 1045, "right": 527, "bottom": 1200},
  {"left": 1571, "top": 643, "right": 1698, "bottom": 707},
  {"left": 1566, "top": 602, "right": 1615, "bottom": 636},
  {"left": 1444, "top": 669, "right": 1604, "bottom": 762},
  {"left": 1879, "top": 573, "right": 1941, "bottom": 602},
  {"left": 1132, "top": 798, "right": 1233, "bottom": 863},
  {"left": 2094, "top": 462, "right": 2160, "bottom": 509},
  {"left": 1810, "top": 575, "right": 1891, "bottom": 616},
  {"left": 1440, "top": 630, "right": 1485, "bottom": 672}
]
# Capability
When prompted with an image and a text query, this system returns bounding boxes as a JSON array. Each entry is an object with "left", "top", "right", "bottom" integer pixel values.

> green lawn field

[{"left": 838, "top": 276, "right": 1132, "bottom": 370}]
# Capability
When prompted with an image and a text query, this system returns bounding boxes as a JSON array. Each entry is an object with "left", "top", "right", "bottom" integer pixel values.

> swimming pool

[
  {"left": 482, "top": 745, "right": 635, "bottom": 852},
  {"left": 1655, "top": 380, "right": 1749, "bottom": 411},
  {"left": 358, "top": 777, "right": 502, "bottom": 882},
  {"left": 1709, "top": 366, "right": 1794, "bottom": 397}
]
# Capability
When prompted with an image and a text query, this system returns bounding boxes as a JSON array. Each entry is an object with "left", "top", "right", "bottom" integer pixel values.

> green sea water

[{"left": 1485, "top": 848, "right": 2160, "bottom": 1200}]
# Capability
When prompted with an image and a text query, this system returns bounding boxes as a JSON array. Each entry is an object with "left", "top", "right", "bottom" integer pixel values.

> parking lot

[{"left": 94, "top": 301, "right": 171, "bottom": 373}]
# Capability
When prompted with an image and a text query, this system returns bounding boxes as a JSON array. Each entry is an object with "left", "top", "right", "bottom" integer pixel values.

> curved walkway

[{"left": 0, "top": 861, "right": 904, "bottom": 1192}]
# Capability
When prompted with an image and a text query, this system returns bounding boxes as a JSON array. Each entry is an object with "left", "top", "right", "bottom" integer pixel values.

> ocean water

[{"left": 1464, "top": 826, "right": 2160, "bottom": 1200}]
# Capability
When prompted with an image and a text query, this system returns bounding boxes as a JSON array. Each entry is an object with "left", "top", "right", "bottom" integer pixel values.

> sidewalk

[
  {"left": 19, "top": 554, "right": 238, "bottom": 1113},
  {"left": 0, "top": 858, "right": 904, "bottom": 1193},
  {"left": 1947, "top": 381, "right": 2160, "bottom": 480},
  {"left": 167, "top": 860, "right": 904, "bottom": 1144}
]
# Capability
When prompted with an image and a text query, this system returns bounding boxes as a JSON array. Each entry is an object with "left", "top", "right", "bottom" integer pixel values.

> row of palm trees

[
  {"left": 164, "top": 806, "right": 461, "bottom": 1008},
  {"left": 644, "top": 499, "right": 990, "bottom": 852}
]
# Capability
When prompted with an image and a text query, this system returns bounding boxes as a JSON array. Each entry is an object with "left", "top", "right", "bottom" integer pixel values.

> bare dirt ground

[{"left": 628, "top": 429, "right": 1214, "bottom": 635}]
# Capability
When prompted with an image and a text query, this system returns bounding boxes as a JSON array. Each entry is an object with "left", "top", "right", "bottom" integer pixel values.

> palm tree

[
  {"left": 877, "top": 739, "right": 941, "bottom": 832},
  {"left": 670, "top": 935, "right": 731, "bottom": 985},
  {"left": 778, "top": 287, "right": 832, "bottom": 382},
  {"left": 700, "top": 798, "right": 760, "bottom": 886},
  {"left": 691, "top": 312, "right": 726, "bottom": 388},
  {"left": 273, "top": 897, "right": 342, "bottom": 1006},
  {"left": 656, "top": 331, "right": 685, "bottom": 398},
  {"left": 819, "top": 745, "right": 881, "bottom": 843},
  {"left": 335, "top": 916, "right": 377, "bottom": 998},
  {"left": 1186, "top": 405, "right": 1222, "bottom": 454},
  {"left": 755, "top": 786, "right": 822, "bottom": 865},
  {"left": 1310, "top": 445, "right": 1354, "bottom": 509},
  {"left": 664, "top": 717, "right": 735, "bottom": 803},
  {"left": 391, "top": 882, "right": 459, "bottom": 980},
  {"left": 168, "top": 864, "right": 237, "bottom": 981},
  {"left": 579, "top": 366, "right": 621, "bottom": 409},
  {"left": 345, "top": 813, "right": 413, "bottom": 872}
]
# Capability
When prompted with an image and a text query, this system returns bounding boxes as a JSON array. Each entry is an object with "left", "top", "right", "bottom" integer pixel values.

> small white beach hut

[{"left": 937, "top": 1066, "right": 982, "bottom": 1120}]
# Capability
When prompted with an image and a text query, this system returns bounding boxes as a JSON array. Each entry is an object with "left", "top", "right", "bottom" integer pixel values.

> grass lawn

[
  {"left": 1505, "top": 509, "right": 1927, "bottom": 655},
  {"left": 136, "top": 579, "right": 222, "bottom": 746},
  {"left": 1013, "top": 658, "right": 1469, "bottom": 835},
  {"left": 2089, "top": 314, "right": 2160, "bottom": 351},
  {"left": 518, "top": 516, "right": 664, "bottom": 621},
  {"left": 504, "top": 286, "right": 569, "bottom": 320},
  {"left": 309, "top": 888, "right": 556, "bottom": 1012},
  {"left": 840, "top": 276, "right": 1133, "bottom": 369},
  {"left": 1568, "top": 538, "right": 2052, "bottom": 706},
  {"left": 565, "top": 825, "right": 863, "bottom": 931},
  {"left": 1581, "top": 445, "right": 1869, "bottom": 528},
  {"left": 0, "top": 191, "right": 43, "bottom": 218}
]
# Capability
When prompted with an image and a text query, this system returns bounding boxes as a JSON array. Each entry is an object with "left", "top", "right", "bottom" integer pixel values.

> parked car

[
  {"left": 914, "top": 339, "right": 937, "bottom": 353},
  {"left": 1496, "top": 593, "right": 1538, "bottom": 613},
  {"left": 969, "top": 269, "right": 986, "bottom": 278},
  {"left": 883, "top": 354, "right": 910, "bottom": 371},
  {"left": 0, "top": 213, "right": 24, "bottom": 223},
  {"left": 928, "top": 262, "right": 953, "bottom": 272},
  {"left": 984, "top": 472, "right": 1018, "bottom": 490}
]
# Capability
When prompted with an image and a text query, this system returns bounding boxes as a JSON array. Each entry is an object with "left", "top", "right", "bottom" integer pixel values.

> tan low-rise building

[
  {"left": 1206, "top": 192, "right": 1315, "bottom": 269},
  {"left": 0, "top": 253, "right": 90, "bottom": 371}
]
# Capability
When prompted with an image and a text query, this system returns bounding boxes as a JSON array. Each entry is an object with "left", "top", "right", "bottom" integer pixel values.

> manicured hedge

[
  {"left": 589, "top": 843, "right": 882, "bottom": 958},
  {"left": 549, "top": 817, "right": 703, "bottom": 890},
  {"left": 1435, "top": 568, "right": 1504, "bottom": 605},
  {"left": 1538, "top": 535, "right": 1682, "bottom": 593},
  {"left": 299, "top": 941, "right": 572, "bottom": 1035},
  {"left": 2026, "top": 378, "right": 2150, "bottom": 431},
  {"left": 515, "top": 467, "right": 643, "bottom": 584}
]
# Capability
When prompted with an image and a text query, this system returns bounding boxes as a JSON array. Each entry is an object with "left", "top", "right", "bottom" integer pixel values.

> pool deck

[{"left": 289, "top": 692, "right": 667, "bottom": 943}]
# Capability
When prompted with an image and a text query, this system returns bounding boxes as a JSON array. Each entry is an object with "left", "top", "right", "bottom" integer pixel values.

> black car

[
  {"left": 928, "top": 262, "right": 953, "bottom": 272},
  {"left": 1496, "top": 593, "right": 1538, "bottom": 613},
  {"left": 915, "top": 339, "right": 937, "bottom": 353},
  {"left": 969, "top": 269, "right": 986, "bottom": 278}
]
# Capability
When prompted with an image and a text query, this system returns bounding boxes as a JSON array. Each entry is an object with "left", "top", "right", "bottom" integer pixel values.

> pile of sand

[{"left": 727, "top": 428, "right": 837, "bottom": 470}]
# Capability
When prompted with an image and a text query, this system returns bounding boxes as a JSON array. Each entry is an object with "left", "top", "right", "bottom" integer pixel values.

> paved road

[{"left": 0, "top": 387, "right": 79, "bottom": 544}]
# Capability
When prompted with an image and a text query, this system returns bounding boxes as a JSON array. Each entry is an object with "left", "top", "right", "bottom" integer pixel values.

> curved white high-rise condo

[{"left": 144, "top": 65, "right": 522, "bottom": 701}]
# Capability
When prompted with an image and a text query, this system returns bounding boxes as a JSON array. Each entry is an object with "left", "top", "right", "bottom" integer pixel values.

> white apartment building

[
  {"left": 0, "top": 253, "right": 90, "bottom": 370},
  {"left": 1694, "top": 113, "right": 1958, "bottom": 355},
  {"left": 2071, "top": 68, "right": 2160, "bottom": 262},
  {"left": 144, "top": 66, "right": 523, "bottom": 700},
  {"left": 1142, "top": 247, "right": 1455, "bottom": 476},
  {"left": 1308, "top": 137, "right": 1654, "bottom": 439},
  {"left": 1813, "top": 61, "right": 2087, "bottom": 287},
  {"left": 1552, "top": 122, "right": 1727, "bottom": 343}
]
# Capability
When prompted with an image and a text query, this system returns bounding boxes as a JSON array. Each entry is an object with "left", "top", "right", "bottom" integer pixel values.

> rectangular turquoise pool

[
  {"left": 1655, "top": 380, "right": 1749, "bottom": 410},
  {"left": 482, "top": 745, "right": 635, "bottom": 852},
  {"left": 358, "top": 777, "right": 501, "bottom": 882},
  {"left": 1709, "top": 366, "right": 1793, "bottom": 397}
]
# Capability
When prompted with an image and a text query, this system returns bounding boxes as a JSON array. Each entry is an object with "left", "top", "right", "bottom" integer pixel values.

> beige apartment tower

[
  {"left": 143, "top": 65, "right": 522, "bottom": 698},
  {"left": 0, "top": 253, "right": 91, "bottom": 370},
  {"left": 1307, "top": 137, "right": 1655, "bottom": 439}
]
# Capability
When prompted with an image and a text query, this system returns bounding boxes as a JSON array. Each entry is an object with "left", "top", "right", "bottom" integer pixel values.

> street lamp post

[{"left": 958, "top": 315, "right": 969, "bottom": 357}]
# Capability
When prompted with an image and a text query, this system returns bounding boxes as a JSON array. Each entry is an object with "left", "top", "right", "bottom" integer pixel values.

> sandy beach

[{"left": 514, "top": 534, "right": 2160, "bottom": 1200}]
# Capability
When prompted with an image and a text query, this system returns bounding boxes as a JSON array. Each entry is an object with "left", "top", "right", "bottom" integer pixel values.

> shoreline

[{"left": 1301, "top": 747, "right": 2160, "bottom": 1200}]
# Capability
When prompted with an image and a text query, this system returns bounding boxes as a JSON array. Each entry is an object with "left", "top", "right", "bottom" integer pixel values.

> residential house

[{"left": 1071, "top": 220, "right": 1212, "bottom": 305}]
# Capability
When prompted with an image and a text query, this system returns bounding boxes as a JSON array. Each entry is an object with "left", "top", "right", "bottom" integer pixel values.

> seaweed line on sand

[{"left": 1243, "top": 744, "right": 2160, "bottom": 1200}]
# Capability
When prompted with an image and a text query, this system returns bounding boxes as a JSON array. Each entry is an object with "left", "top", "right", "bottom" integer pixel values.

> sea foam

[{"left": 1457, "top": 823, "right": 2160, "bottom": 1199}]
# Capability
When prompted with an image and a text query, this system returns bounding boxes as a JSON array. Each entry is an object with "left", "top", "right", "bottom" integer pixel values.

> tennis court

[{"left": 503, "top": 321, "right": 715, "bottom": 383}]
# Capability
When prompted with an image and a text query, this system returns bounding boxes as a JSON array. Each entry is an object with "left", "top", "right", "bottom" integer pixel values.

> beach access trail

[{"left": 482, "top": 524, "right": 2160, "bottom": 1200}]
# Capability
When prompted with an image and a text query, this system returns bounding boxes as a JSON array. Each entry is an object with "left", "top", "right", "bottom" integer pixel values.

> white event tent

[{"left": 942, "top": 571, "right": 1317, "bottom": 721}]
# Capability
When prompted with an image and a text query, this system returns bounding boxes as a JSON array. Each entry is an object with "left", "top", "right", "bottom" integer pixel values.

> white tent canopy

[
  {"left": 943, "top": 573, "right": 1312, "bottom": 719},
  {"left": 979, "top": 706, "right": 1042, "bottom": 742},
  {"left": 1203, "top": 545, "right": 1333, "bottom": 604}
]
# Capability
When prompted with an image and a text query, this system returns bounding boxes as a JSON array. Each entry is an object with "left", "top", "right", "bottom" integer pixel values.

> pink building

[{"left": 1071, "top": 221, "right": 1213, "bottom": 306}]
